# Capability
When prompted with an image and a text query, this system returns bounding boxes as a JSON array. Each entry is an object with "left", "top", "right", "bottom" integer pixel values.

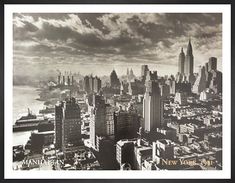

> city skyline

[
  {"left": 12, "top": 11, "right": 223, "bottom": 172},
  {"left": 13, "top": 13, "right": 222, "bottom": 77}
]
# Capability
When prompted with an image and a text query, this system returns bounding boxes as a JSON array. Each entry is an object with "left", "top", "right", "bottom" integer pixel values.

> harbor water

[{"left": 13, "top": 85, "right": 44, "bottom": 146}]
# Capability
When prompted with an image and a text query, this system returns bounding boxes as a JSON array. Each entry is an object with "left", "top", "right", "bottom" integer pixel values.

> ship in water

[{"left": 13, "top": 108, "right": 48, "bottom": 132}]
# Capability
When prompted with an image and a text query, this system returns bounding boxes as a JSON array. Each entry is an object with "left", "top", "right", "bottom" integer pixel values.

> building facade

[
  {"left": 192, "top": 66, "right": 207, "bottom": 94},
  {"left": 110, "top": 69, "right": 120, "bottom": 88},
  {"left": 208, "top": 57, "right": 217, "bottom": 71},
  {"left": 178, "top": 48, "right": 185, "bottom": 74},
  {"left": 114, "top": 108, "right": 139, "bottom": 142},
  {"left": 143, "top": 79, "right": 161, "bottom": 132},
  {"left": 84, "top": 75, "right": 102, "bottom": 94},
  {"left": 89, "top": 95, "right": 106, "bottom": 148},
  {"left": 141, "top": 65, "right": 149, "bottom": 83},
  {"left": 55, "top": 98, "right": 82, "bottom": 151}
]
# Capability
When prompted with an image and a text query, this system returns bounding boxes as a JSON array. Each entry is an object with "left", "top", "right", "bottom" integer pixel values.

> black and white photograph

[{"left": 3, "top": 4, "right": 231, "bottom": 179}]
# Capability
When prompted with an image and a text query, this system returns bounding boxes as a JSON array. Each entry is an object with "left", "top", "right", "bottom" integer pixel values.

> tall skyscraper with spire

[
  {"left": 184, "top": 38, "right": 194, "bottom": 76},
  {"left": 178, "top": 48, "right": 185, "bottom": 74},
  {"left": 184, "top": 38, "right": 195, "bottom": 84}
]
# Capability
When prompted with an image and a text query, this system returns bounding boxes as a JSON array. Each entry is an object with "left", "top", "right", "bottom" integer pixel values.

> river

[{"left": 13, "top": 85, "right": 44, "bottom": 146}]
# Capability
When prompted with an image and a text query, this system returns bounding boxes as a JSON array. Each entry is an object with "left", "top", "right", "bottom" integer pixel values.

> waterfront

[{"left": 13, "top": 85, "right": 44, "bottom": 146}]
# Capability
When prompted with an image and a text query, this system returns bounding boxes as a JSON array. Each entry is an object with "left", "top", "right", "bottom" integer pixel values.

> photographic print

[{"left": 4, "top": 4, "right": 231, "bottom": 179}]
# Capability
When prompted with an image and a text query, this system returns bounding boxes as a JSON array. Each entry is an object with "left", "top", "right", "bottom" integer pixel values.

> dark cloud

[{"left": 13, "top": 13, "right": 222, "bottom": 76}]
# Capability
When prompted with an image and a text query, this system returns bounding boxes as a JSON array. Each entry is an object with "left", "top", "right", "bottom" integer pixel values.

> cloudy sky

[{"left": 13, "top": 13, "right": 222, "bottom": 77}]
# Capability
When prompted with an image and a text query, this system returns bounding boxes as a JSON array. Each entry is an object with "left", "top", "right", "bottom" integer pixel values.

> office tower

[
  {"left": 110, "top": 69, "right": 120, "bottom": 87},
  {"left": 209, "top": 70, "right": 222, "bottom": 94},
  {"left": 178, "top": 48, "right": 185, "bottom": 74},
  {"left": 89, "top": 95, "right": 106, "bottom": 148},
  {"left": 192, "top": 66, "right": 207, "bottom": 94},
  {"left": 141, "top": 65, "right": 149, "bottom": 83},
  {"left": 89, "top": 76, "right": 94, "bottom": 92},
  {"left": 143, "top": 79, "right": 161, "bottom": 132},
  {"left": 84, "top": 75, "right": 102, "bottom": 94},
  {"left": 114, "top": 107, "right": 139, "bottom": 142},
  {"left": 208, "top": 57, "right": 217, "bottom": 71},
  {"left": 94, "top": 76, "right": 102, "bottom": 93},
  {"left": 105, "top": 104, "right": 115, "bottom": 138},
  {"left": 185, "top": 39, "right": 194, "bottom": 76},
  {"left": 205, "top": 62, "right": 212, "bottom": 88},
  {"left": 84, "top": 76, "right": 90, "bottom": 93},
  {"left": 55, "top": 103, "right": 63, "bottom": 148},
  {"left": 55, "top": 98, "right": 82, "bottom": 150}
]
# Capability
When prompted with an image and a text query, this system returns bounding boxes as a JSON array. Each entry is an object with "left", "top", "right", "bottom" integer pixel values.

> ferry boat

[{"left": 13, "top": 108, "right": 46, "bottom": 132}]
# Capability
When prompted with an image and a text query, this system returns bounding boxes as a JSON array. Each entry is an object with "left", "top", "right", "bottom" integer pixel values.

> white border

[{"left": 4, "top": 4, "right": 231, "bottom": 179}]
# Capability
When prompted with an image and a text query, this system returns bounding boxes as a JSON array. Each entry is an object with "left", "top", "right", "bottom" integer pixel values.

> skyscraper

[
  {"left": 143, "top": 79, "right": 161, "bottom": 132},
  {"left": 192, "top": 66, "right": 207, "bottom": 94},
  {"left": 145, "top": 70, "right": 158, "bottom": 83},
  {"left": 105, "top": 104, "right": 115, "bottom": 138},
  {"left": 94, "top": 76, "right": 102, "bottom": 93},
  {"left": 84, "top": 76, "right": 90, "bottom": 93},
  {"left": 208, "top": 57, "right": 217, "bottom": 71},
  {"left": 141, "top": 65, "right": 149, "bottom": 83},
  {"left": 184, "top": 38, "right": 194, "bottom": 76},
  {"left": 89, "top": 76, "right": 94, "bottom": 92},
  {"left": 84, "top": 75, "right": 102, "bottom": 94},
  {"left": 178, "top": 48, "right": 185, "bottom": 74},
  {"left": 55, "top": 98, "right": 82, "bottom": 150},
  {"left": 110, "top": 69, "right": 120, "bottom": 87},
  {"left": 89, "top": 94, "right": 116, "bottom": 149},
  {"left": 55, "top": 103, "right": 63, "bottom": 149},
  {"left": 114, "top": 107, "right": 139, "bottom": 142},
  {"left": 89, "top": 95, "right": 106, "bottom": 148},
  {"left": 209, "top": 70, "right": 222, "bottom": 94}
]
